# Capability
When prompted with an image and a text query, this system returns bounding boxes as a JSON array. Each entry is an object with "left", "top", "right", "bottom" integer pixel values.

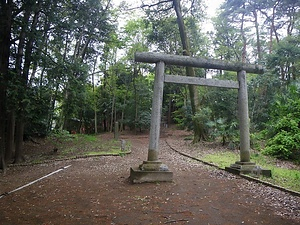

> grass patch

[
  {"left": 202, "top": 152, "right": 239, "bottom": 168},
  {"left": 86, "top": 151, "right": 119, "bottom": 156},
  {"left": 262, "top": 168, "right": 300, "bottom": 192},
  {"left": 201, "top": 151, "right": 300, "bottom": 193},
  {"left": 38, "top": 133, "right": 131, "bottom": 161}
]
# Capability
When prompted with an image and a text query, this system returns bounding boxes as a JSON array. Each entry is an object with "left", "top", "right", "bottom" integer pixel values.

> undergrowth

[{"left": 38, "top": 132, "right": 131, "bottom": 161}]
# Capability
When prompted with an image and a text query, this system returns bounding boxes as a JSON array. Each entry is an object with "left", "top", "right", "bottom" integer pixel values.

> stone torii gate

[{"left": 129, "top": 52, "right": 269, "bottom": 183}]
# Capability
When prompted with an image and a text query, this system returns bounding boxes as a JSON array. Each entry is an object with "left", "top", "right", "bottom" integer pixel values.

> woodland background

[{"left": 0, "top": 0, "right": 299, "bottom": 169}]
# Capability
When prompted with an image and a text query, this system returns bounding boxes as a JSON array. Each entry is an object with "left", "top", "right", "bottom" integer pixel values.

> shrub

[{"left": 262, "top": 84, "right": 300, "bottom": 160}]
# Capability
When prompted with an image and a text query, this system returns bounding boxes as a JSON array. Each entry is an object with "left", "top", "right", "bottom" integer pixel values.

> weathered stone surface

[
  {"left": 129, "top": 167, "right": 173, "bottom": 184},
  {"left": 135, "top": 52, "right": 265, "bottom": 74},
  {"left": 139, "top": 161, "right": 164, "bottom": 171},
  {"left": 225, "top": 162, "right": 272, "bottom": 177}
]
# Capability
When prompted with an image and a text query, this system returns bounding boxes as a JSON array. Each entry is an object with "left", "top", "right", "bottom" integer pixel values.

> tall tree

[
  {"left": 14, "top": 0, "right": 43, "bottom": 163},
  {"left": 0, "top": 0, "right": 116, "bottom": 165},
  {"left": 0, "top": 0, "right": 13, "bottom": 170},
  {"left": 141, "top": 0, "right": 207, "bottom": 142},
  {"left": 173, "top": 0, "right": 205, "bottom": 142},
  {"left": 119, "top": 18, "right": 152, "bottom": 133}
]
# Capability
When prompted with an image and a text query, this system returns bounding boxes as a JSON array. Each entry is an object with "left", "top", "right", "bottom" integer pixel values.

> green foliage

[
  {"left": 135, "top": 111, "right": 151, "bottom": 130},
  {"left": 122, "top": 18, "right": 151, "bottom": 58},
  {"left": 172, "top": 92, "right": 193, "bottom": 130},
  {"left": 262, "top": 84, "right": 300, "bottom": 160},
  {"left": 262, "top": 168, "right": 300, "bottom": 192},
  {"left": 24, "top": 85, "right": 54, "bottom": 136},
  {"left": 250, "top": 132, "right": 266, "bottom": 151},
  {"left": 206, "top": 118, "right": 238, "bottom": 145},
  {"left": 212, "top": 15, "right": 244, "bottom": 61},
  {"left": 49, "top": 129, "right": 75, "bottom": 141},
  {"left": 172, "top": 105, "right": 193, "bottom": 130},
  {"left": 248, "top": 72, "right": 281, "bottom": 131},
  {"left": 267, "top": 35, "right": 300, "bottom": 81},
  {"left": 120, "top": 74, "right": 153, "bottom": 131},
  {"left": 263, "top": 120, "right": 300, "bottom": 160},
  {"left": 193, "top": 106, "right": 212, "bottom": 134},
  {"left": 204, "top": 81, "right": 239, "bottom": 144}
]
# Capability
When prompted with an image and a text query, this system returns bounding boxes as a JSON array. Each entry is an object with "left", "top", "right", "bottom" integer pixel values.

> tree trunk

[
  {"left": 14, "top": 120, "right": 25, "bottom": 164},
  {"left": 133, "top": 64, "right": 138, "bottom": 134},
  {"left": 173, "top": 0, "right": 204, "bottom": 142},
  {"left": 269, "top": 27, "right": 273, "bottom": 54},
  {"left": 47, "top": 82, "right": 59, "bottom": 132},
  {"left": 240, "top": 3, "right": 247, "bottom": 63},
  {"left": 120, "top": 96, "right": 126, "bottom": 132},
  {"left": 12, "top": 2, "right": 30, "bottom": 164},
  {"left": 14, "top": 1, "right": 41, "bottom": 163},
  {"left": 167, "top": 97, "right": 172, "bottom": 126},
  {"left": 92, "top": 56, "right": 98, "bottom": 134},
  {"left": 59, "top": 36, "right": 70, "bottom": 131},
  {"left": 30, "top": 19, "right": 50, "bottom": 86},
  {"left": 110, "top": 94, "right": 115, "bottom": 133},
  {"left": 271, "top": 3, "right": 280, "bottom": 44},
  {"left": 5, "top": 111, "right": 15, "bottom": 163},
  {"left": 103, "top": 117, "right": 107, "bottom": 132},
  {"left": 0, "top": 85, "right": 6, "bottom": 169},
  {"left": 253, "top": 10, "right": 262, "bottom": 62},
  {"left": 0, "top": 0, "right": 13, "bottom": 170},
  {"left": 0, "top": 103, "right": 5, "bottom": 170}
]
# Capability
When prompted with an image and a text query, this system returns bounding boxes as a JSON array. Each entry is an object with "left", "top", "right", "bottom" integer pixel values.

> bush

[
  {"left": 262, "top": 84, "right": 300, "bottom": 160},
  {"left": 263, "top": 130, "right": 300, "bottom": 160}
]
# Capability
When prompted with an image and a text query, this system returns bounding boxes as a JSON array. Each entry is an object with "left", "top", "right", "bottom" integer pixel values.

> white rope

[{"left": 0, "top": 165, "right": 71, "bottom": 199}]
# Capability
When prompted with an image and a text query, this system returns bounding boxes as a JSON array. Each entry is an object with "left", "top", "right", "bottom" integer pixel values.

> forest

[{"left": 0, "top": 0, "right": 299, "bottom": 170}]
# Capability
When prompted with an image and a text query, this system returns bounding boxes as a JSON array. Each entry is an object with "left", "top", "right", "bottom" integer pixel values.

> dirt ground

[{"left": 0, "top": 128, "right": 299, "bottom": 225}]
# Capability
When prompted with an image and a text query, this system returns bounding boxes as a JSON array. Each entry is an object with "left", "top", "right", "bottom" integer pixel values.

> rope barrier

[{"left": 0, "top": 165, "right": 71, "bottom": 199}]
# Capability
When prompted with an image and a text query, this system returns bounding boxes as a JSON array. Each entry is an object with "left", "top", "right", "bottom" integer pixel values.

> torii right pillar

[
  {"left": 237, "top": 70, "right": 252, "bottom": 163},
  {"left": 225, "top": 70, "right": 271, "bottom": 177}
]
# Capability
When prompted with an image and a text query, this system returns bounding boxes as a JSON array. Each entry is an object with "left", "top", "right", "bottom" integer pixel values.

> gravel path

[
  {"left": 0, "top": 130, "right": 299, "bottom": 225},
  {"left": 165, "top": 134, "right": 300, "bottom": 223}
]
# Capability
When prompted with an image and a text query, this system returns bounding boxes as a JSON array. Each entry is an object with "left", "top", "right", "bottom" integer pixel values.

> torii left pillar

[{"left": 129, "top": 61, "right": 173, "bottom": 183}]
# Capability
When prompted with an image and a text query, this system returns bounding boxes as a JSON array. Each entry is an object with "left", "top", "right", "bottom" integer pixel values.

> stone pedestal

[
  {"left": 225, "top": 161, "right": 271, "bottom": 177},
  {"left": 129, "top": 161, "right": 173, "bottom": 184}
]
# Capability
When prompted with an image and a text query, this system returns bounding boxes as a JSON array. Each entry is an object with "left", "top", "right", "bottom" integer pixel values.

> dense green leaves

[
  {"left": 267, "top": 35, "right": 300, "bottom": 81},
  {"left": 263, "top": 85, "right": 300, "bottom": 160}
]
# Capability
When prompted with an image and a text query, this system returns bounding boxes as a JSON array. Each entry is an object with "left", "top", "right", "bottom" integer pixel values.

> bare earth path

[{"left": 0, "top": 129, "right": 299, "bottom": 225}]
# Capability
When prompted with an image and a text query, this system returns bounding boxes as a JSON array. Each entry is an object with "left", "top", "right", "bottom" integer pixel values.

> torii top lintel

[{"left": 135, "top": 52, "right": 265, "bottom": 74}]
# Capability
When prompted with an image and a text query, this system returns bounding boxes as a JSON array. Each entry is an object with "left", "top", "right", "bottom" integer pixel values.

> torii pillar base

[
  {"left": 129, "top": 161, "right": 173, "bottom": 184},
  {"left": 225, "top": 161, "right": 271, "bottom": 177}
]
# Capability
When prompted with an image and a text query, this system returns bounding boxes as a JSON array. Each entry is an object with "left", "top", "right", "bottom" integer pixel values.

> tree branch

[{"left": 141, "top": 0, "right": 173, "bottom": 9}]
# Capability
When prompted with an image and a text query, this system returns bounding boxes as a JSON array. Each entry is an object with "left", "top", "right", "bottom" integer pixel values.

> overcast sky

[{"left": 114, "top": 0, "right": 224, "bottom": 32}]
